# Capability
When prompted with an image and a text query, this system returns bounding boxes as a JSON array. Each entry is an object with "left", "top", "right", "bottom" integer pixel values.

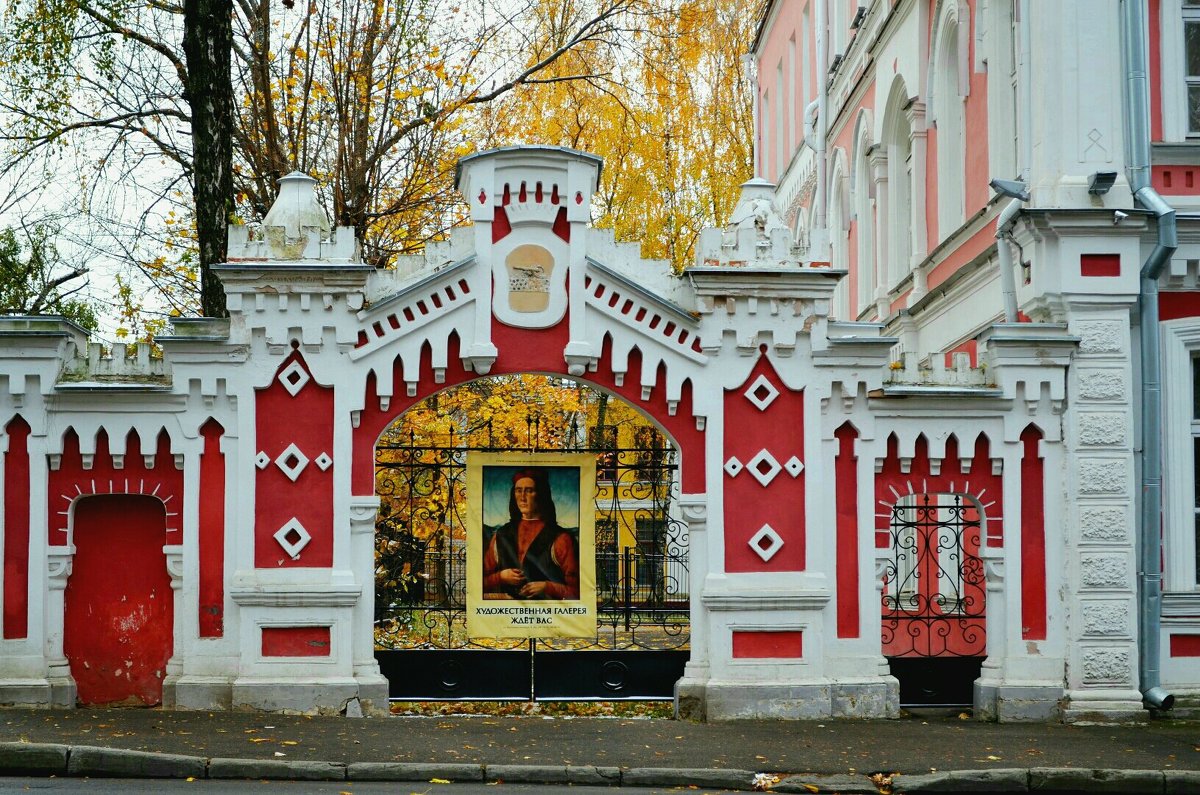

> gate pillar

[
  {"left": 674, "top": 495, "right": 709, "bottom": 718},
  {"left": 678, "top": 180, "right": 899, "bottom": 719}
]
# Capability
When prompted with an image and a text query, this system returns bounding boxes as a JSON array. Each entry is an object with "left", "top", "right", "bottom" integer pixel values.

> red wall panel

[
  {"left": 262, "top": 626, "right": 331, "bottom": 657},
  {"left": 732, "top": 630, "right": 803, "bottom": 659},
  {"left": 3, "top": 416, "right": 30, "bottom": 639},
  {"left": 199, "top": 419, "right": 225, "bottom": 637},
  {"left": 255, "top": 352, "right": 335, "bottom": 568}
]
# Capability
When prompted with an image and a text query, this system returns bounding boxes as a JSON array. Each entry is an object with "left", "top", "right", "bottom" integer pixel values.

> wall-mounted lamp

[
  {"left": 990, "top": 178, "right": 1031, "bottom": 202},
  {"left": 1088, "top": 170, "right": 1118, "bottom": 195},
  {"left": 851, "top": 5, "right": 868, "bottom": 29}
]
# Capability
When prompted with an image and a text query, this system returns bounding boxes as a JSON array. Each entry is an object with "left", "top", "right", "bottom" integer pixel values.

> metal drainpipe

[
  {"left": 995, "top": 200, "right": 1022, "bottom": 323},
  {"left": 1121, "top": 0, "right": 1175, "bottom": 711},
  {"left": 814, "top": 0, "right": 828, "bottom": 237}
]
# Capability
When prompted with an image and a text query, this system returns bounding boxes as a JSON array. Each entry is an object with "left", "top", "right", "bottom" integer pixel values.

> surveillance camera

[
  {"left": 989, "top": 178, "right": 1031, "bottom": 202},
  {"left": 1113, "top": 210, "right": 1129, "bottom": 225}
]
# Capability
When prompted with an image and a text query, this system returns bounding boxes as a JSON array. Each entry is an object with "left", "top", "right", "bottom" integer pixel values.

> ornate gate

[
  {"left": 881, "top": 493, "right": 986, "bottom": 707},
  {"left": 373, "top": 418, "right": 689, "bottom": 701}
]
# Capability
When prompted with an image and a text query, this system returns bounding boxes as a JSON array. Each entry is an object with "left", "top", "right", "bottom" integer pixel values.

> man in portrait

[{"left": 482, "top": 468, "right": 580, "bottom": 600}]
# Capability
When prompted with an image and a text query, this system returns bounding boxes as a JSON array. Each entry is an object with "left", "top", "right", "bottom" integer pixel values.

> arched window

[
  {"left": 852, "top": 112, "right": 876, "bottom": 317},
  {"left": 932, "top": 3, "right": 967, "bottom": 241},
  {"left": 882, "top": 78, "right": 914, "bottom": 288},
  {"left": 829, "top": 149, "right": 851, "bottom": 320}
]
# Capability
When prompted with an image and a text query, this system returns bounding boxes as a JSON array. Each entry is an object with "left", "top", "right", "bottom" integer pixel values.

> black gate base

[
  {"left": 888, "top": 657, "right": 984, "bottom": 708},
  {"left": 377, "top": 650, "right": 530, "bottom": 700},
  {"left": 534, "top": 650, "right": 688, "bottom": 700},
  {"left": 376, "top": 649, "right": 688, "bottom": 701}
]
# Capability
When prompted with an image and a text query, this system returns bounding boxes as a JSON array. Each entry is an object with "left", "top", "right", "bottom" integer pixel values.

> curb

[{"left": 0, "top": 742, "right": 1193, "bottom": 792}]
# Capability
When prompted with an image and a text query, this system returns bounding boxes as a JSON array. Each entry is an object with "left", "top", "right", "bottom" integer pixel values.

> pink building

[{"left": 752, "top": 0, "right": 1200, "bottom": 719}]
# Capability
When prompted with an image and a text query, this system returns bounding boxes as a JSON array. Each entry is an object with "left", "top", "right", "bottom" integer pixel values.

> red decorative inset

[
  {"left": 1081, "top": 253, "right": 1120, "bottom": 278},
  {"left": 198, "top": 419, "right": 225, "bottom": 637},
  {"left": 732, "top": 630, "right": 802, "bottom": 658},
  {"left": 48, "top": 428, "right": 184, "bottom": 547},
  {"left": 478, "top": 189, "right": 486, "bottom": 204},
  {"left": 262, "top": 626, "right": 331, "bottom": 657},
  {"left": 255, "top": 351, "right": 334, "bottom": 567},
  {"left": 875, "top": 434, "right": 1000, "bottom": 658},
  {"left": 1159, "top": 291, "right": 1200, "bottom": 321},
  {"left": 65, "top": 495, "right": 173, "bottom": 705},
  {"left": 1020, "top": 426, "right": 1047, "bottom": 641},
  {"left": 352, "top": 323, "right": 707, "bottom": 496},
  {"left": 1169, "top": 634, "right": 1200, "bottom": 657},
  {"left": 723, "top": 355, "right": 804, "bottom": 572},
  {"left": 835, "top": 423, "right": 859, "bottom": 639},
  {"left": 3, "top": 415, "right": 30, "bottom": 639},
  {"left": 552, "top": 207, "right": 570, "bottom": 242},
  {"left": 492, "top": 206, "right": 511, "bottom": 243},
  {"left": 574, "top": 191, "right": 583, "bottom": 205}
]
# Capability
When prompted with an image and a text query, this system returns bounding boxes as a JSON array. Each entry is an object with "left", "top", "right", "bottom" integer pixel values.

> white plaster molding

[{"left": 229, "top": 584, "right": 362, "bottom": 607}]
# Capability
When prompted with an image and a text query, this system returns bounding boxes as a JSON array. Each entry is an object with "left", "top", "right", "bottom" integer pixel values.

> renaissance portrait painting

[{"left": 466, "top": 452, "right": 596, "bottom": 638}]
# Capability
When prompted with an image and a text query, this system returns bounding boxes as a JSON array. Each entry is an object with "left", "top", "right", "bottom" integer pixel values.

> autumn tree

[
  {"left": 1, "top": 0, "right": 655, "bottom": 322},
  {"left": 481, "top": 0, "right": 760, "bottom": 272}
]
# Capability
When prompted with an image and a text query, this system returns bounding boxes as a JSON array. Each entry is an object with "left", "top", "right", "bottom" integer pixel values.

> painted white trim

[{"left": 1161, "top": 317, "right": 1200, "bottom": 591}]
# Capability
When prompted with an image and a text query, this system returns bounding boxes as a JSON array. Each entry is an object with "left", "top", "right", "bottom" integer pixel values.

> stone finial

[
  {"left": 726, "top": 177, "right": 788, "bottom": 235},
  {"left": 261, "top": 172, "right": 332, "bottom": 238},
  {"left": 226, "top": 172, "right": 358, "bottom": 262},
  {"left": 694, "top": 178, "right": 800, "bottom": 268}
]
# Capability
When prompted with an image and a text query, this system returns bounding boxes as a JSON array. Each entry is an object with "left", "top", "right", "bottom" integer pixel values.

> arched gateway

[{"left": 0, "top": 147, "right": 1078, "bottom": 719}]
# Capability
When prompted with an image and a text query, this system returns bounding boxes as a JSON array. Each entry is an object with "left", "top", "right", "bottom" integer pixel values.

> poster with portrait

[{"left": 466, "top": 452, "right": 597, "bottom": 638}]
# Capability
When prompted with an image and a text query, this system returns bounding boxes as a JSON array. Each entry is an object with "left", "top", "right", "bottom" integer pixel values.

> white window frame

[
  {"left": 852, "top": 117, "right": 876, "bottom": 316},
  {"left": 1161, "top": 317, "right": 1200, "bottom": 591},
  {"left": 1160, "top": 0, "right": 1200, "bottom": 141},
  {"left": 931, "top": 4, "right": 967, "bottom": 241}
]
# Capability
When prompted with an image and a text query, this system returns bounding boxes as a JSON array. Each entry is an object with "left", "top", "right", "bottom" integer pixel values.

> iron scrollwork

[
  {"left": 880, "top": 493, "right": 986, "bottom": 658},
  {"left": 374, "top": 426, "right": 690, "bottom": 654}
]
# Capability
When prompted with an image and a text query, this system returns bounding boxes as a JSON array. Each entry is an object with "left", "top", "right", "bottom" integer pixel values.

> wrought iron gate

[
  {"left": 373, "top": 420, "right": 689, "bottom": 701},
  {"left": 881, "top": 493, "right": 986, "bottom": 707}
]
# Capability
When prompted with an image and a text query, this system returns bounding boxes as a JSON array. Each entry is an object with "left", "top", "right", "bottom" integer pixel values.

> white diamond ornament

[
  {"left": 785, "top": 456, "right": 804, "bottom": 477},
  {"left": 744, "top": 374, "right": 780, "bottom": 411},
  {"left": 746, "top": 449, "right": 782, "bottom": 486},
  {"left": 749, "top": 524, "right": 784, "bottom": 562},
  {"left": 724, "top": 457, "right": 744, "bottom": 477},
  {"left": 274, "top": 443, "right": 310, "bottom": 482},
  {"left": 274, "top": 518, "right": 312, "bottom": 560},
  {"left": 277, "top": 360, "right": 311, "bottom": 396},
  {"left": 314, "top": 452, "right": 333, "bottom": 471},
  {"left": 255, "top": 451, "right": 271, "bottom": 470}
]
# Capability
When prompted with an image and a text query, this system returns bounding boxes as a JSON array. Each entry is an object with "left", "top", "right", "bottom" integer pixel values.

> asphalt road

[{"left": 2, "top": 707, "right": 1198, "bottom": 775}]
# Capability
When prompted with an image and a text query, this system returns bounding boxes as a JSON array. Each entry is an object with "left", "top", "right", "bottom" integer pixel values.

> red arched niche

[
  {"left": 65, "top": 494, "right": 174, "bottom": 706},
  {"left": 352, "top": 322, "right": 705, "bottom": 495}
]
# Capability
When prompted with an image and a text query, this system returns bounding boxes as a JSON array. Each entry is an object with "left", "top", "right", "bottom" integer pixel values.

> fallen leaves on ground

[
  {"left": 868, "top": 771, "right": 895, "bottom": 795},
  {"left": 751, "top": 772, "right": 779, "bottom": 791}
]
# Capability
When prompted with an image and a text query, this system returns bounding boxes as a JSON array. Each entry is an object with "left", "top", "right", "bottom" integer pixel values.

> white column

[{"left": 44, "top": 546, "right": 75, "bottom": 706}]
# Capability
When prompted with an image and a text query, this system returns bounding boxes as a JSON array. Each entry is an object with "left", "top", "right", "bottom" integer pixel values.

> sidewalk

[{"left": 1, "top": 706, "right": 1198, "bottom": 792}]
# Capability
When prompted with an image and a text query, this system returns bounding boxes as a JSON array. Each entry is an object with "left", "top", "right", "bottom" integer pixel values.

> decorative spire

[{"left": 694, "top": 178, "right": 800, "bottom": 268}]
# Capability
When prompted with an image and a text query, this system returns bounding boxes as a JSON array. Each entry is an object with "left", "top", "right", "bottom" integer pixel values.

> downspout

[
  {"left": 1121, "top": 0, "right": 1175, "bottom": 711},
  {"left": 814, "top": 0, "right": 828, "bottom": 237},
  {"left": 746, "top": 54, "right": 761, "bottom": 178},
  {"left": 994, "top": 0, "right": 1033, "bottom": 325},
  {"left": 995, "top": 200, "right": 1021, "bottom": 323}
]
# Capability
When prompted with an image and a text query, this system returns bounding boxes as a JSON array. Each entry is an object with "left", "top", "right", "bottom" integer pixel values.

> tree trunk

[{"left": 183, "top": 0, "right": 234, "bottom": 317}]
